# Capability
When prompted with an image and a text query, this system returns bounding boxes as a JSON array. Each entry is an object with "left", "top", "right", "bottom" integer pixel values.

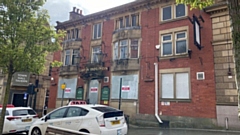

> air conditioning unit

[
  {"left": 196, "top": 72, "right": 205, "bottom": 80},
  {"left": 104, "top": 77, "right": 109, "bottom": 83}
]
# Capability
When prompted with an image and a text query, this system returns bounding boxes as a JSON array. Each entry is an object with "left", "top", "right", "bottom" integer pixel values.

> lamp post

[{"left": 61, "top": 83, "right": 66, "bottom": 106}]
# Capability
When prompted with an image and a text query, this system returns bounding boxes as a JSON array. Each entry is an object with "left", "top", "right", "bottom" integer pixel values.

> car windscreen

[
  {"left": 13, "top": 109, "right": 36, "bottom": 116},
  {"left": 0, "top": 110, "right": 9, "bottom": 116}
]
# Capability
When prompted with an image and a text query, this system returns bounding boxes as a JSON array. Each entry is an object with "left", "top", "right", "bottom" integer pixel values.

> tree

[
  {"left": 176, "top": 0, "right": 214, "bottom": 9},
  {"left": 0, "top": 0, "right": 64, "bottom": 134}
]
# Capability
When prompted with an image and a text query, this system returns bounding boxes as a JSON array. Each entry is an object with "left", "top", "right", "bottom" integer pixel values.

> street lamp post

[{"left": 61, "top": 83, "right": 66, "bottom": 106}]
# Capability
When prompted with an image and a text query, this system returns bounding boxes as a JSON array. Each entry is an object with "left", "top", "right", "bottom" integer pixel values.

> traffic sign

[{"left": 61, "top": 83, "right": 66, "bottom": 90}]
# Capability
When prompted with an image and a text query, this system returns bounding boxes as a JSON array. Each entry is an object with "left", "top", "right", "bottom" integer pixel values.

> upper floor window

[
  {"left": 161, "top": 4, "right": 186, "bottom": 21},
  {"left": 115, "top": 14, "right": 139, "bottom": 30},
  {"left": 93, "top": 23, "right": 102, "bottom": 39},
  {"left": 66, "top": 28, "right": 80, "bottom": 40},
  {"left": 64, "top": 49, "right": 79, "bottom": 66},
  {"left": 91, "top": 46, "right": 101, "bottom": 63},
  {"left": 113, "top": 39, "right": 139, "bottom": 60},
  {"left": 160, "top": 30, "right": 187, "bottom": 57}
]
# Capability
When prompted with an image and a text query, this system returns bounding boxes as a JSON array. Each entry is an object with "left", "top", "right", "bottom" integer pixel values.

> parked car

[
  {"left": 29, "top": 104, "right": 128, "bottom": 135},
  {"left": 0, "top": 105, "right": 39, "bottom": 134}
]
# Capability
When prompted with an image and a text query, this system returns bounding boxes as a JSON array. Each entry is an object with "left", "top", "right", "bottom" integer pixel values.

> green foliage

[
  {"left": 51, "top": 60, "right": 63, "bottom": 67},
  {"left": 0, "top": 0, "right": 65, "bottom": 134},
  {"left": 176, "top": 0, "right": 214, "bottom": 9}
]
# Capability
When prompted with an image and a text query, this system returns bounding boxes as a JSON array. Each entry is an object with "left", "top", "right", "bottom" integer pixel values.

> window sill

[
  {"left": 62, "top": 38, "right": 82, "bottom": 43},
  {"left": 91, "top": 38, "right": 102, "bottom": 41},
  {"left": 159, "top": 53, "right": 189, "bottom": 61},
  {"left": 160, "top": 16, "right": 188, "bottom": 25},
  {"left": 113, "top": 26, "right": 141, "bottom": 34},
  {"left": 160, "top": 99, "right": 191, "bottom": 103}
]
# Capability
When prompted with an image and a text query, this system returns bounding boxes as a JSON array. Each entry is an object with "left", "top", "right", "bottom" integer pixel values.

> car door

[
  {"left": 46, "top": 107, "right": 68, "bottom": 128},
  {"left": 61, "top": 107, "right": 88, "bottom": 131}
]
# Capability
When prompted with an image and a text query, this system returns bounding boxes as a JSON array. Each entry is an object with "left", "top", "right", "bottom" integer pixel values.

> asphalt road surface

[{"left": 128, "top": 127, "right": 240, "bottom": 135}]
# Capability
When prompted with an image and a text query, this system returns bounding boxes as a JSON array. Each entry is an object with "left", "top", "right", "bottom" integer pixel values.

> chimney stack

[
  {"left": 80, "top": 10, "right": 82, "bottom": 15},
  {"left": 76, "top": 9, "right": 79, "bottom": 14},
  {"left": 73, "top": 7, "right": 76, "bottom": 12}
]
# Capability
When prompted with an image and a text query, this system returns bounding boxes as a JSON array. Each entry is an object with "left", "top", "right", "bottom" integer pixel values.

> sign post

[{"left": 61, "top": 83, "right": 66, "bottom": 106}]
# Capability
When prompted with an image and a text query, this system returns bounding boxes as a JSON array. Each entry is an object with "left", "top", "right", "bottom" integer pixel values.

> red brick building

[{"left": 48, "top": 0, "right": 237, "bottom": 128}]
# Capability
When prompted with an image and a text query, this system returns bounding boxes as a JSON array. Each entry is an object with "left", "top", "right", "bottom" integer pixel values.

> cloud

[{"left": 43, "top": 0, "right": 135, "bottom": 26}]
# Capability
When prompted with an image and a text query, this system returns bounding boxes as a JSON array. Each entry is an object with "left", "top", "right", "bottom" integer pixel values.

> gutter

[{"left": 154, "top": 63, "right": 163, "bottom": 124}]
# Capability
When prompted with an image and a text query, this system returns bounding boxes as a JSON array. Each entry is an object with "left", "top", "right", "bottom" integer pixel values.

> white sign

[
  {"left": 65, "top": 88, "right": 71, "bottom": 93},
  {"left": 122, "top": 86, "right": 130, "bottom": 92},
  {"left": 90, "top": 87, "right": 98, "bottom": 93}
]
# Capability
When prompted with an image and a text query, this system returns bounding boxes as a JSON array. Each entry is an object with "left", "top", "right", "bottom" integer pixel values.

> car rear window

[
  {"left": 13, "top": 109, "right": 36, "bottom": 116},
  {"left": 0, "top": 110, "right": 9, "bottom": 116},
  {"left": 91, "top": 107, "right": 118, "bottom": 112},
  {"left": 92, "top": 107, "right": 123, "bottom": 118}
]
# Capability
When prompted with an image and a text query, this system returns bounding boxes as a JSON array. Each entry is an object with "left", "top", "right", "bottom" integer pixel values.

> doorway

[{"left": 12, "top": 93, "right": 28, "bottom": 107}]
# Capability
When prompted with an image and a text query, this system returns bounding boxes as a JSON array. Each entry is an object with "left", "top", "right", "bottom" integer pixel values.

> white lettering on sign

[
  {"left": 65, "top": 88, "right": 71, "bottom": 93},
  {"left": 90, "top": 87, "right": 98, "bottom": 93},
  {"left": 122, "top": 86, "right": 130, "bottom": 92}
]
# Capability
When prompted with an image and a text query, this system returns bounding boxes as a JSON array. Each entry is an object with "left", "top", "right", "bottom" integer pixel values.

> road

[{"left": 128, "top": 127, "right": 240, "bottom": 135}]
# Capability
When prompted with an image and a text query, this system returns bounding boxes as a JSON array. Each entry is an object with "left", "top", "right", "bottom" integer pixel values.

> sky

[{"left": 42, "top": 0, "right": 135, "bottom": 26}]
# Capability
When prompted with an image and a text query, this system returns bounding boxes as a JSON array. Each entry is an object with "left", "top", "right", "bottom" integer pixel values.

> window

[
  {"left": 65, "top": 50, "right": 71, "bottom": 65},
  {"left": 161, "top": 71, "right": 190, "bottom": 100},
  {"left": 66, "top": 107, "right": 81, "bottom": 117},
  {"left": 92, "top": 46, "right": 101, "bottom": 63},
  {"left": 162, "top": 6, "right": 172, "bottom": 21},
  {"left": 125, "top": 16, "right": 130, "bottom": 27},
  {"left": 130, "top": 39, "right": 139, "bottom": 58},
  {"left": 162, "top": 4, "right": 186, "bottom": 21},
  {"left": 71, "top": 29, "right": 75, "bottom": 39},
  {"left": 93, "top": 23, "right": 102, "bottom": 39},
  {"left": 49, "top": 108, "right": 67, "bottom": 119},
  {"left": 72, "top": 49, "right": 79, "bottom": 65},
  {"left": 115, "top": 14, "right": 139, "bottom": 30},
  {"left": 13, "top": 109, "right": 36, "bottom": 116},
  {"left": 161, "top": 31, "right": 187, "bottom": 57},
  {"left": 75, "top": 29, "right": 79, "bottom": 39},
  {"left": 67, "top": 31, "right": 71, "bottom": 40},
  {"left": 64, "top": 49, "right": 79, "bottom": 66},
  {"left": 114, "top": 39, "right": 139, "bottom": 59},
  {"left": 120, "top": 40, "right": 128, "bottom": 59}
]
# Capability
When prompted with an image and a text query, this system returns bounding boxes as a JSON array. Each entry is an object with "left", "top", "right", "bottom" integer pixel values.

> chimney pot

[
  {"left": 80, "top": 10, "right": 82, "bottom": 15},
  {"left": 76, "top": 9, "right": 79, "bottom": 14},
  {"left": 73, "top": 7, "right": 76, "bottom": 12}
]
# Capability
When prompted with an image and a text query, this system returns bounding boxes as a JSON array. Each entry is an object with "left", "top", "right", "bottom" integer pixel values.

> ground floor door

[
  {"left": 12, "top": 93, "right": 28, "bottom": 107},
  {"left": 88, "top": 80, "right": 99, "bottom": 104}
]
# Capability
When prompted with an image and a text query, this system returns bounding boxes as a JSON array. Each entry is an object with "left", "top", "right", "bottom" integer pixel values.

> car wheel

[
  {"left": 31, "top": 127, "right": 42, "bottom": 135},
  {"left": 79, "top": 129, "right": 90, "bottom": 133}
]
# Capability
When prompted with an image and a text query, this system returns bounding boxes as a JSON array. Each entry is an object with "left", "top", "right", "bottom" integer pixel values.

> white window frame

[
  {"left": 130, "top": 39, "right": 139, "bottom": 58},
  {"left": 161, "top": 34, "right": 173, "bottom": 56},
  {"left": 175, "top": 32, "right": 187, "bottom": 55},
  {"left": 93, "top": 23, "right": 102, "bottom": 39},
  {"left": 120, "top": 40, "right": 129, "bottom": 59},
  {"left": 72, "top": 49, "right": 79, "bottom": 65},
  {"left": 160, "top": 29, "right": 188, "bottom": 57}
]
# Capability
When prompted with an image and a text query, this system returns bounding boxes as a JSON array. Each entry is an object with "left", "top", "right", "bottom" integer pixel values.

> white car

[
  {"left": 29, "top": 104, "right": 128, "bottom": 135},
  {"left": 0, "top": 105, "right": 39, "bottom": 134}
]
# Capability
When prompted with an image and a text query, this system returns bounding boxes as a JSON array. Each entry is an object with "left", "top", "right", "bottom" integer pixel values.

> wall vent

[
  {"left": 104, "top": 77, "right": 109, "bottom": 83},
  {"left": 196, "top": 72, "right": 205, "bottom": 80}
]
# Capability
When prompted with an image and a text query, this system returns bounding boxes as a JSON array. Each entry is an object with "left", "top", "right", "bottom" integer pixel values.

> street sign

[{"left": 61, "top": 83, "right": 66, "bottom": 90}]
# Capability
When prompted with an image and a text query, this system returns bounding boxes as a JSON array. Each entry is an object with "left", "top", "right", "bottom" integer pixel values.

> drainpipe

[{"left": 154, "top": 63, "right": 163, "bottom": 123}]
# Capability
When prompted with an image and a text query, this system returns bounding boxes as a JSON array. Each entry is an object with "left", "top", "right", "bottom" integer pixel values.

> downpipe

[{"left": 154, "top": 63, "right": 163, "bottom": 123}]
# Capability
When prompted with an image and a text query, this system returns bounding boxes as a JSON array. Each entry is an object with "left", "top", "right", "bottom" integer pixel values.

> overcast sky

[{"left": 43, "top": 0, "right": 135, "bottom": 26}]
